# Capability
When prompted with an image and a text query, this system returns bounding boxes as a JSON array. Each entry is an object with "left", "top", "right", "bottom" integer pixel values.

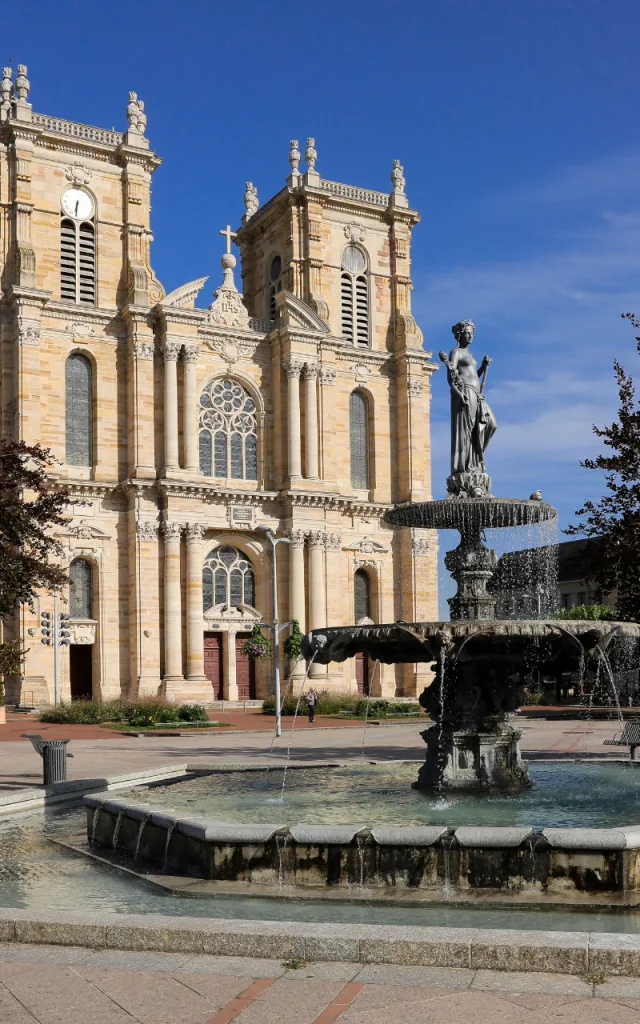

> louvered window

[
  {"left": 268, "top": 255, "right": 282, "bottom": 320},
  {"left": 349, "top": 390, "right": 370, "bottom": 489},
  {"left": 354, "top": 569, "right": 371, "bottom": 622},
  {"left": 341, "top": 245, "right": 369, "bottom": 346},
  {"left": 203, "top": 545, "right": 256, "bottom": 612},
  {"left": 60, "top": 218, "right": 96, "bottom": 306},
  {"left": 65, "top": 354, "right": 93, "bottom": 466},
  {"left": 69, "top": 559, "right": 93, "bottom": 619},
  {"left": 199, "top": 378, "right": 258, "bottom": 480}
]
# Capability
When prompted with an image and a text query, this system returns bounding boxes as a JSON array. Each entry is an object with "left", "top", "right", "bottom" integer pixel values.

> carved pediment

[
  {"left": 275, "top": 291, "right": 330, "bottom": 334},
  {"left": 344, "top": 536, "right": 388, "bottom": 555},
  {"left": 161, "top": 276, "right": 209, "bottom": 309},
  {"left": 57, "top": 520, "right": 111, "bottom": 541}
]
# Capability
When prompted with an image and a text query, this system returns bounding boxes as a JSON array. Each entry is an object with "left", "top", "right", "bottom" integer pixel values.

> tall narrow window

[
  {"left": 60, "top": 186, "right": 96, "bottom": 305},
  {"left": 354, "top": 569, "right": 371, "bottom": 622},
  {"left": 65, "top": 354, "right": 93, "bottom": 466},
  {"left": 341, "top": 245, "right": 369, "bottom": 346},
  {"left": 69, "top": 559, "right": 93, "bottom": 618},
  {"left": 199, "top": 378, "right": 258, "bottom": 480},
  {"left": 349, "top": 390, "right": 370, "bottom": 489},
  {"left": 268, "top": 255, "right": 283, "bottom": 320},
  {"left": 203, "top": 546, "right": 256, "bottom": 612}
]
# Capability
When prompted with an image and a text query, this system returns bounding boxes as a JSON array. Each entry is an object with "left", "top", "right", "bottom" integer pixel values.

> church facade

[{"left": 0, "top": 66, "right": 438, "bottom": 705}]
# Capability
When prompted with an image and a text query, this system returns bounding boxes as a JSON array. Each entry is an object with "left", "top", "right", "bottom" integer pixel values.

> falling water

[
  {"left": 275, "top": 832, "right": 288, "bottom": 887},
  {"left": 133, "top": 813, "right": 151, "bottom": 862},
  {"left": 436, "top": 646, "right": 448, "bottom": 786},
  {"left": 599, "top": 648, "right": 625, "bottom": 728},
  {"left": 111, "top": 810, "right": 124, "bottom": 851},
  {"left": 360, "top": 660, "right": 380, "bottom": 764},
  {"left": 162, "top": 822, "right": 177, "bottom": 873},
  {"left": 280, "top": 652, "right": 317, "bottom": 798},
  {"left": 355, "top": 833, "right": 366, "bottom": 890},
  {"left": 89, "top": 807, "right": 101, "bottom": 845},
  {"left": 442, "top": 833, "right": 453, "bottom": 898}
]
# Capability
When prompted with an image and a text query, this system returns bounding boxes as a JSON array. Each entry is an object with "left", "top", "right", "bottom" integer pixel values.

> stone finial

[
  {"left": 0, "top": 68, "right": 12, "bottom": 121},
  {"left": 289, "top": 139, "right": 301, "bottom": 174},
  {"left": 125, "top": 90, "right": 149, "bottom": 147},
  {"left": 15, "top": 65, "right": 30, "bottom": 101},
  {"left": 243, "top": 182, "right": 259, "bottom": 221},
  {"left": 126, "top": 91, "right": 140, "bottom": 129},
  {"left": 304, "top": 137, "right": 317, "bottom": 172},
  {"left": 137, "top": 99, "right": 147, "bottom": 134},
  {"left": 207, "top": 225, "right": 250, "bottom": 329},
  {"left": 391, "top": 159, "right": 405, "bottom": 195}
]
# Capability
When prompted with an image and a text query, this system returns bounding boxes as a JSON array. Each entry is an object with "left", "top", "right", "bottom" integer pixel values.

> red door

[
  {"left": 355, "top": 651, "right": 370, "bottom": 696},
  {"left": 235, "top": 633, "right": 256, "bottom": 700},
  {"left": 204, "top": 633, "right": 223, "bottom": 699}
]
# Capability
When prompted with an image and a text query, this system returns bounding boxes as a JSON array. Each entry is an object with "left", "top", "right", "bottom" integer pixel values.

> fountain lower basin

[{"left": 84, "top": 763, "right": 640, "bottom": 905}]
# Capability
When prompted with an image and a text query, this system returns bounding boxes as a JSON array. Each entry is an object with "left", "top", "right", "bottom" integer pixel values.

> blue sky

[{"left": 6, "top": 0, "right": 640, "bottom": 542}]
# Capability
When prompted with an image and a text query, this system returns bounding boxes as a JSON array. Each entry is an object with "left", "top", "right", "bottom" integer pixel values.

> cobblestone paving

[{"left": 0, "top": 945, "right": 638, "bottom": 1023}]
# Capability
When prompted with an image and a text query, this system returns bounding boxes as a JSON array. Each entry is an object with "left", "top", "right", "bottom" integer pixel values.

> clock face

[{"left": 61, "top": 188, "right": 94, "bottom": 221}]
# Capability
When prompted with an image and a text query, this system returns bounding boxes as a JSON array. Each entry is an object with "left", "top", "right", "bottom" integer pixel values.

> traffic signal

[
  {"left": 40, "top": 610, "right": 52, "bottom": 645},
  {"left": 58, "top": 612, "right": 71, "bottom": 646}
]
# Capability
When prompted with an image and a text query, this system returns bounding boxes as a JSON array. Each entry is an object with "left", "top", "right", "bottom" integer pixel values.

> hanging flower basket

[
  {"left": 241, "top": 624, "right": 272, "bottom": 661},
  {"left": 283, "top": 619, "right": 304, "bottom": 664}
]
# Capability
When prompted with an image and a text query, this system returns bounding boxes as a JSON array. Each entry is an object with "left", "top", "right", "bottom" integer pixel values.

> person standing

[{"left": 306, "top": 688, "right": 318, "bottom": 724}]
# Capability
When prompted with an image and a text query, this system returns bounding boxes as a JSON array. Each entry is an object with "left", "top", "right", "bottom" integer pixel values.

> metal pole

[
  {"left": 53, "top": 592, "right": 60, "bottom": 707},
  {"left": 271, "top": 534, "right": 282, "bottom": 738}
]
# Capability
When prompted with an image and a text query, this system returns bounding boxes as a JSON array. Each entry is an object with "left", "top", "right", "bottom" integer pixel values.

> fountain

[{"left": 302, "top": 319, "right": 637, "bottom": 793}]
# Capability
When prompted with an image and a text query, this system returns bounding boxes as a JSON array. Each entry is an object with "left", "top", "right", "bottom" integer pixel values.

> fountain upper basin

[{"left": 384, "top": 497, "right": 557, "bottom": 532}]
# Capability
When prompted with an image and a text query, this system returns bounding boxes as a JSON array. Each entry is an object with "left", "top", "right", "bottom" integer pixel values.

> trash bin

[{"left": 21, "top": 734, "right": 73, "bottom": 784}]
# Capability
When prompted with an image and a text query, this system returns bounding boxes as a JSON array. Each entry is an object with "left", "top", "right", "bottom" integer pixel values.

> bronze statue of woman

[{"left": 439, "top": 320, "right": 497, "bottom": 497}]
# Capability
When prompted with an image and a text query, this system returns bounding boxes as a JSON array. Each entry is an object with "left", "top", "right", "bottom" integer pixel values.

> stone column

[
  {"left": 308, "top": 531, "right": 326, "bottom": 630},
  {"left": 289, "top": 530, "right": 307, "bottom": 634},
  {"left": 185, "top": 522, "right": 209, "bottom": 694},
  {"left": 283, "top": 359, "right": 303, "bottom": 481},
  {"left": 162, "top": 341, "right": 181, "bottom": 474},
  {"left": 223, "top": 629, "right": 239, "bottom": 700},
  {"left": 132, "top": 518, "right": 162, "bottom": 697},
  {"left": 303, "top": 363, "right": 319, "bottom": 479},
  {"left": 183, "top": 344, "right": 199, "bottom": 473},
  {"left": 162, "top": 521, "right": 184, "bottom": 690}
]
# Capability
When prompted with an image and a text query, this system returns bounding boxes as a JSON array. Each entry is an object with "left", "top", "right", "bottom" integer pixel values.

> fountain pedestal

[{"left": 414, "top": 723, "right": 531, "bottom": 792}]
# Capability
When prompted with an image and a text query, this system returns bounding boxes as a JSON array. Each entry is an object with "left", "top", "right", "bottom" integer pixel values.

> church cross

[{"left": 220, "top": 225, "right": 237, "bottom": 254}]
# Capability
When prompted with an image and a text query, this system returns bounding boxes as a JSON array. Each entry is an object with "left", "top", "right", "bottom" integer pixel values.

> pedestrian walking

[{"left": 306, "top": 688, "right": 318, "bottom": 724}]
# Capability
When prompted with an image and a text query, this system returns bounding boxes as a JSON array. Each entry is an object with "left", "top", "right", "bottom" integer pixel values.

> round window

[{"left": 342, "top": 245, "right": 366, "bottom": 275}]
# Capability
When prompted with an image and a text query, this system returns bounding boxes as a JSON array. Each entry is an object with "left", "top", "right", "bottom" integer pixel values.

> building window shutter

[
  {"left": 341, "top": 246, "right": 369, "bottom": 346},
  {"left": 69, "top": 559, "right": 93, "bottom": 619},
  {"left": 349, "top": 390, "right": 369, "bottom": 489},
  {"left": 65, "top": 354, "right": 93, "bottom": 466},
  {"left": 61, "top": 217, "right": 96, "bottom": 306}
]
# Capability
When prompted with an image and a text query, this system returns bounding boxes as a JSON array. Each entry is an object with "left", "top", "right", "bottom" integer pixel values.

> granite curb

[{"left": 1, "top": 910, "right": 639, "bottom": 975}]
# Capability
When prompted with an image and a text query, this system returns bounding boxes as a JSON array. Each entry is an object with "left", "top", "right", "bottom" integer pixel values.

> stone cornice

[{"left": 153, "top": 303, "right": 207, "bottom": 329}]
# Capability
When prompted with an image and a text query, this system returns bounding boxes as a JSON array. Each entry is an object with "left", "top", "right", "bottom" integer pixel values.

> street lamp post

[{"left": 256, "top": 527, "right": 290, "bottom": 738}]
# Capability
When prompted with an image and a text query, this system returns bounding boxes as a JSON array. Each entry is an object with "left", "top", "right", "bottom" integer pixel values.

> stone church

[{"left": 0, "top": 65, "right": 438, "bottom": 706}]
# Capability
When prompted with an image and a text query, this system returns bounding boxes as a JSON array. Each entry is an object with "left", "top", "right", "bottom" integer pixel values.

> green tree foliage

[
  {"left": 554, "top": 604, "right": 618, "bottom": 621},
  {"left": 565, "top": 315, "right": 640, "bottom": 622}
]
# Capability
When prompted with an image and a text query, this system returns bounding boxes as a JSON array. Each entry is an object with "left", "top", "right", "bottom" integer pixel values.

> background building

[{"left": 0, "top": 67, "right": 438, "bottom": 705}]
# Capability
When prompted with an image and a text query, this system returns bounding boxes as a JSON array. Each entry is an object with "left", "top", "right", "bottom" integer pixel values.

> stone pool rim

[{"left": 3, "top": 908, "right": 640, "bottom": 976}]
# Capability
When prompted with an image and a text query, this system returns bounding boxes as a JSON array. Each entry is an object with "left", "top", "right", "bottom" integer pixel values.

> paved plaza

[{"left": 0, "top": 944, "right": 639, "bottom": 1023}]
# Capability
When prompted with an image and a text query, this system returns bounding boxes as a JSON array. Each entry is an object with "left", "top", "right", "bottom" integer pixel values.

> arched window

[
  {"left": 199, "top": 378, "right": 258, "bottom": 480},
  {"left": 349, "top": 390, "right": 370, "bottom": 489},
  {"left": 203, "top": 545, "right": 256, "bottom": 612},
  {"left": 69, "top": 559, "right": 92, "bottom": 619},
  {"left": 268, "top": 255, "right": 283, "bottom": 320},
  {"left": 340, "top": 245, "right": 369, "bottom": 346},
  {"left": 61, "top": 218, "right": 96, "bottom": 305},
  {"left": 65, "top": 354, "right": 93, "bottom": 466},
  {"left": 354, "top": 569, "right": 371, "bottom": 622}
]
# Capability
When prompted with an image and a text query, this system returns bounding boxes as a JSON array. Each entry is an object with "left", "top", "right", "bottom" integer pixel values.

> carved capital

[
  {"left": 407, "top": 378, "right": 423, "bottom": 397},
  {"left": 288, "top": 529, "right": 307, "bottom": 548},
  {"left": 17, "top": 318, "right": 39, "bottom": 346},
  {"left": 133, "top": 340, "right": 155, "bottom": 361},
  {"left": 308, "top": 530, "right": 326, "bottom": 550},
  {"left": 325, "top": 532, "right": 342, "bottom": 552},
  {"left": 320, "top": 367, "right": 336, "bottom": 386},
  {"left": 162, "top": 340, "right": 182, "bottom": 362},
  {"left": 283, "top": 358, "right": 304, "bottom": 379},
  {"left": 185, "top": 522, "right": 206, "bottom": 542},
  {"left": 161, "top": 521, "right": 183, "bottom": 540},
  {"left": 136, "top": 520, "right": 158, "bottom": 541},
  {"left": 303, "top": 361, "right": 318, "bottom": 381},
  {"left": 412, "top": 529, "right": 430, "bottom": 557},
  {"left": 183, "top": 343, "right": 199, "bottom": 365}
]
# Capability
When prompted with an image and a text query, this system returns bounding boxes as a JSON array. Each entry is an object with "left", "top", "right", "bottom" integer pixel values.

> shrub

[
  {"left": 555, "top": 604, "right": 619, "bottom": 621},
  {"left": 262, "top": 690, "right": 420, "bottom": 717},
  {"left": 38, "top": 695, "right": 208, "bottom": 726},
  {"left": 177, "top": 703, "right": 208, "bottom": 722},
  {"left": 39, "top": 698, "right": 124, "bottom": 724}
]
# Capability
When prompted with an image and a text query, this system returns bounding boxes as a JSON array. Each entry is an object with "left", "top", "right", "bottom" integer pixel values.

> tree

[
  {"left": 0, "top": 441, "right": 73, "bottom": 689},
  {"left": 565, "top": 314, "right": 640, "bottom": 621}
]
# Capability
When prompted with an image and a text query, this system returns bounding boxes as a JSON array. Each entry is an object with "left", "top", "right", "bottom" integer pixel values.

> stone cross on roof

[{"left": 219, "top": 225, "right": 237, "bottom": 254}]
